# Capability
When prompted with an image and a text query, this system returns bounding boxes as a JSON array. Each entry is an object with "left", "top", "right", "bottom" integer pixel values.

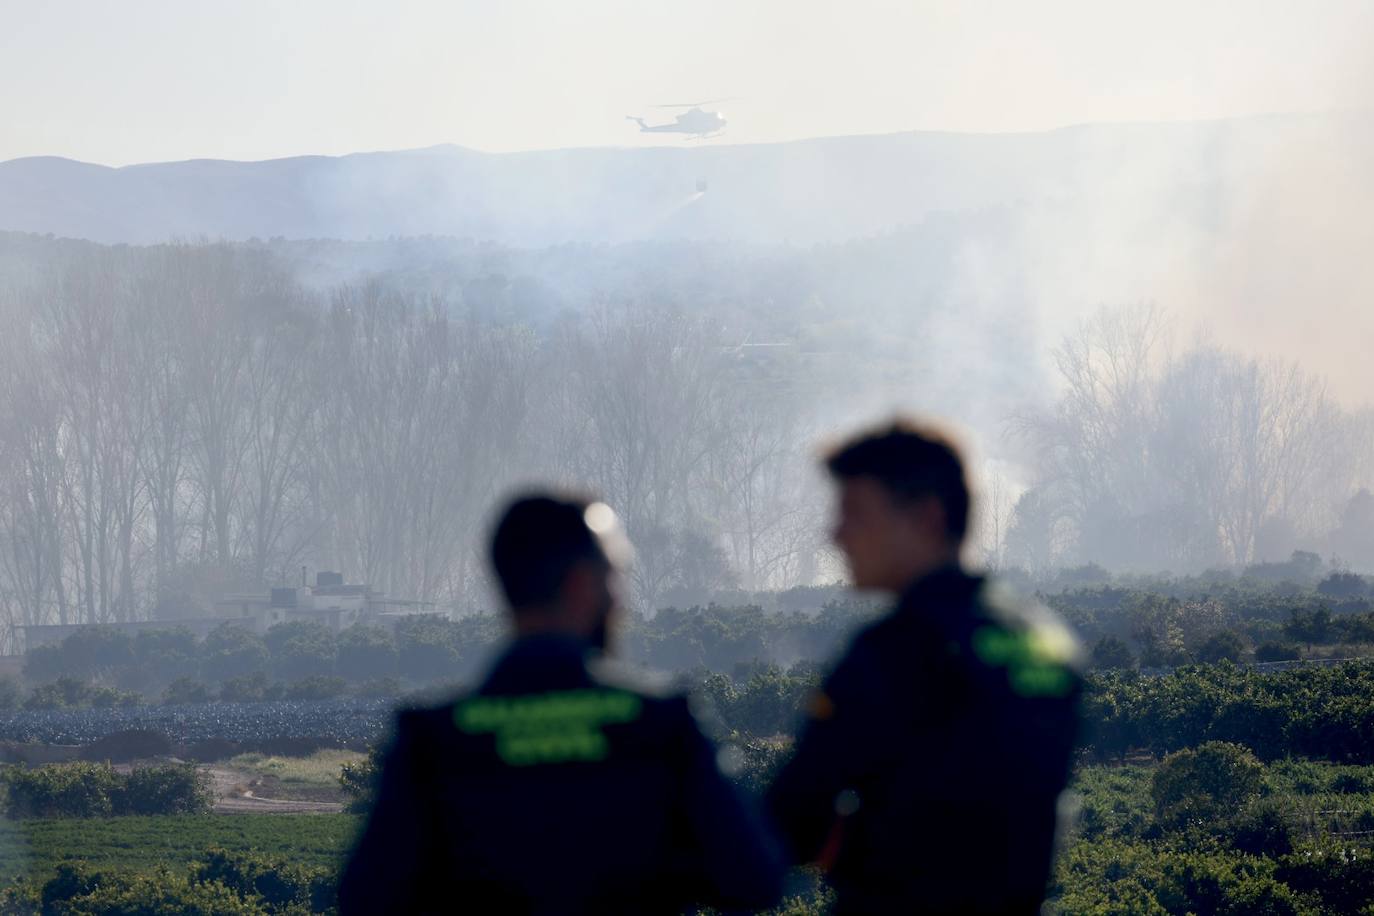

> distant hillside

[{"left": 2, "top": 114, "right": 1367, "bottom": 246}]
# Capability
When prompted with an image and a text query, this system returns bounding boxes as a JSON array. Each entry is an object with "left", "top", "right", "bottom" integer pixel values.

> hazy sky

[{"left": 3, "top": 0, "right": 1373, "bottom": 165}]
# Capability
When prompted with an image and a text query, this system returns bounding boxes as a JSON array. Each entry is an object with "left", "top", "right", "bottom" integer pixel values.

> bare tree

[
  {"left": 558, "top": 306, "right": 728, "bottom": 608},
  {"left": 1016, "top": 305, "right": 1358, "bottom": 570}
]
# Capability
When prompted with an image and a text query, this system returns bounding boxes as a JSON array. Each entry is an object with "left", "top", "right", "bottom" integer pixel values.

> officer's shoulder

[
  {"left": 843, "top": 600, "right": 916, "bottom": 661},
  {"left": 975, "top": 577, "right": 1085, "bottom": 671},
  {"left": 585, "top": 654, "right": 683, "bottom": 703},
  {"left": 393, "top": 687, "right": 475, "bottom": 735},
  {"left": 817, "top": 610, "right": 903, "bottom": 697}
]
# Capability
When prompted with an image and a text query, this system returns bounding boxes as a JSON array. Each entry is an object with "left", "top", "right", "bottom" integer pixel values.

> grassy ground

[
  {"left": 0, "top": 813, "right": 358, "bottom": 887},
  {"left": 223, "top": 749, "right": 364, "bottom": 802}
]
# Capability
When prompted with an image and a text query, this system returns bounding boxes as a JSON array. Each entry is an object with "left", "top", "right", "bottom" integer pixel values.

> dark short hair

[
  {"left": 824, "top": 418, "right": 971, "bottom": 542},
  {"left": 489, "top": 492, "right": 609, "bottom": 610}
]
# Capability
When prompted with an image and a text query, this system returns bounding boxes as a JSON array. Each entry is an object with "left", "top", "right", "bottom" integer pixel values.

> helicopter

[{"left": 626, "top": 99, "right": 734, "bottom": 139}]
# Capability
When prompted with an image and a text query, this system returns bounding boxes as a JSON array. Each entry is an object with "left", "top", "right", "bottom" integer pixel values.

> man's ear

[
  {"left": 911, "top": 494, "right": 950, "bottom": 542},
  {"left": 560, "top": 562, "right": 599, "bottom": 618}
]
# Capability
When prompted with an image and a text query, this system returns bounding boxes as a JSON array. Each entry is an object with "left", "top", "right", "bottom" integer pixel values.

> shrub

[
  {"left": 194, "top": 847, "right": 334, "bottom": 911},
  {"left": 2, "top": 762, "right": 121, "bottom": 817},
  {"left": 0, "top": 881, "right": 39, "bottom": 914},
  {"left": 695, "top": 667, "right": 815, "bottom": 739},
  {"left": 1195, "top": 630, "right": 1247, "bottom": 664},
  {"left": 24, "top": 677, "right": 93, "bottom": 710},
  {"left": 133, "top": 627, "right": 200, "bottom": 683},
  {"left": 1053, "top": 837, "right": 1308, "bottom": 916},
  {"left": 338, "top": 624, "right": 398, "bottom": 680},
  {"left": 771, "top": 887, "right": 837, "bottom": 915},
  {"left": 733, "top": 738, "right": 793, "bottom": 795},
  {"left": 1151, "top": 741, "right": 1266, "bottom": 828},
  {"left": 1275, "top": 840, "right": 1374, "bottom": 914},
  {"left": 1, "top": 762, "right": 211, "bottom": 818},
  {"left": 162, "top": 676, "right": 213, "bottom": 705},
  {"left": 0, "top": 675, "right": 21, "bottom": 711},
  {"left": 1089, "top": 635, "right": 1135, "bottom": 670},
  {"left": 283, "top": 675, "right": 347, "bottom": 701},
  {"left": 22, "top": 643, "right": 65, "bottom": 684},
  {"left": 1340, "top": 612, "right": 1374, "bottom": 643},
  {"left": 41, "top": 863, "right": 101, "bottom": 912},
  {"left": 88, "top": 685, "right": 142, "bottom": 708},
  {"left": 40, "top": 863, "right": 266, "bottom": 916},
  {"left": 1229, "top": 798, "right": 1294, "bottom": 857},
  {"left": 36, "top": 627, "right": 136, "bottom": 680},
  {"left": 394, "top": 615, "right": 461, "bottom": 683},
  {"left": 1283, "top": 607, "right": 1333, "bottom": 648},
  {"left": 220, "top": 670, "right": 280, "bottom": 703},
  {"left": 339, "top": 744, "right": 384, "bottom": 813},
  {"left": 202, "top": 624, "right": 269, "bottom": 683},
  {"left": 1331, "top": 770, "right": 1374, "bottom": 794},
  {"left": 1255, "top": 641, "right": 1302, "bottom": 663},
  {"left": 729, "top": 667, "right": 812, "bottom": 737},
  {"left": 114, "top": 763, "right": 212, "bottom": 815},
  {"left": 264, "top": 621, "right": 337, "bottom": 680},
  {"left": 19, "top": 677, "right": 139, "bottom": 710},
  {"left": 1317, "top": 570, "right": 1367, "bottom": 598}
]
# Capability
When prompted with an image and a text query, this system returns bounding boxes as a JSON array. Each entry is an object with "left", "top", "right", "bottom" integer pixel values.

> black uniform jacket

[
  {"left": 338, "top": 634, "right": 784, "bottom": 915},
  {"left": 767, "top": 568, "right": 1083, "bottom": 915}
]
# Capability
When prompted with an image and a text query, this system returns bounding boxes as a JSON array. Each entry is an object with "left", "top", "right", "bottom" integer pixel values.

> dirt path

[{"left": 204, "top": 765, "right": 344, "bottom": 814}]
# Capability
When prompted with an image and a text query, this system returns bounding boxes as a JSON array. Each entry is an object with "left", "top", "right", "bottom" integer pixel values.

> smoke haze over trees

[
  {"left": 3, "top": 114, "right": 1374, "bottom": 648},
  {"left": 1, "top": 233, "right": 1373, "bottom": 651},
  {"left": 1009, "top": 306, "right": 1374, "bottom": 573},
  {"left": 0, "top": 240, "right": 832, "bottom": 648}
]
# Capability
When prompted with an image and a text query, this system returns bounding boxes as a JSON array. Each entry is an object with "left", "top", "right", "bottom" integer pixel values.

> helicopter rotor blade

[{"left": 655, "top": 97, "right": 739, "bottom": 108}]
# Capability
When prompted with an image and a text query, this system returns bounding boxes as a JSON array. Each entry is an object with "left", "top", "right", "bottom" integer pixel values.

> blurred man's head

[
  {"left": 824, "top": 419, "right": 970, "bottom": 594},
  {"left": 489, "top": 492, "right": 632, "bottom": 647}
]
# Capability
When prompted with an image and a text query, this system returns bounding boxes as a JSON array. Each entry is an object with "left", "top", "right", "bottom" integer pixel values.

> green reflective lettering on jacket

[
  {"left": 972, "top": 625, "right": 1076, "bottom": 699},
  {"left": 453, "top": 688, "right": 643, "bottom": 765}
]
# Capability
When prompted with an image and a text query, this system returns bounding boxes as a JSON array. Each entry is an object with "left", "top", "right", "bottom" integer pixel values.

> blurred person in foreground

[
  {"left": 338, "top": 491, "right": 783, "bottom": 915},
  {"left": 767, "top": 419, "right": 1083, "bottom": 915}
]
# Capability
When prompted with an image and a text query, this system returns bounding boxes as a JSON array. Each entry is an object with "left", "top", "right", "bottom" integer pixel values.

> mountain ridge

[
  {"left": 1, "top": 112, "right": 1368, "bottom": 246},
  {"left": 4, "top": 109, "right": 1349, "bottom": 170}
]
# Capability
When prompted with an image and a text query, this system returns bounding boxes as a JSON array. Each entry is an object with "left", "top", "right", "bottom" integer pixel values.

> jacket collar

[
  {"left": 481, "top": 633, "right": 598, "bottom": 693},
  {"left": 895, "top": 565, "right": 982, "bottom": 620}
]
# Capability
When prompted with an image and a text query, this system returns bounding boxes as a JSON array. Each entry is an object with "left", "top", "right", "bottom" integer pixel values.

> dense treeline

[
  {"left": 0, "top": 242, "right": 828, "bottom": 649},
  {"left": 3, "top": 601, "right": 873, "bottom": 712},
  {"left": 9, "top": 618, "right": 500, "bottom": 705},
  {"left": 11, "top": 639, "right": 1374, "bottom": 767},
  {"left": 1044, "top": 570, "right": 1374, "bottom": 669},
  {"left": 6, "top": 239, "right": 1374, "bottom": 656},
  {"left": 700, "top": 659, "right": 1374, "bottom": 764},
  {"left": 702, "top": 659, "right": 1374, "bottom": 764},
  {"left": 1083, "top": 663, "right": 1374, "bottom": 763},
  {"left": 23, "top": 566, "right": 1374, "bottom": 699},
  {"left": 12, "top": 570, "right": 1374, "bottom": 739}
]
